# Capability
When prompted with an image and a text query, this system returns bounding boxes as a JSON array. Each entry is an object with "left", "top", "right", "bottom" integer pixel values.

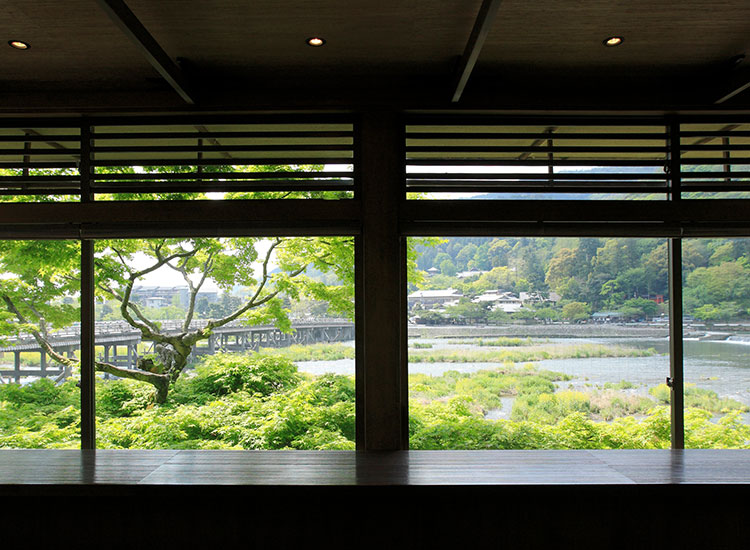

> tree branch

[
  {"left": 2, "top": 294, "right": 78, "bottom": 369},
  {"left": 118, "top": 248, "right": 196, "bottom": 339},
  {"left": 201, "top": 239, "right": 307, "bottom": 332},
  {"left": 165, "top": 250, "right": 215, "bottom": 332},
  {"left": 97, "top": 282, "right": 161, "bottom": 333}
]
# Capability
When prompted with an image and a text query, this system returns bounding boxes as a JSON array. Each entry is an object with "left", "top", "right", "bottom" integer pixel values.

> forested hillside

[{"left": 413, "top": 237, "right": 750, "bottom": 322}]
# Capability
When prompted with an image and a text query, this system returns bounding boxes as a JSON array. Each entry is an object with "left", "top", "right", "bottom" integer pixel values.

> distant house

[
  {"left": 471, "top": 290, "right": 522, "bottom": 313},
  {"left": 408, "top": 288, "right": 463, "bottom": 308},
  {"left": 592, "top": 311, "right": 624, "bottom": 323},
  {"left": 426, "top": 267, "right": 440, "bottom": 277}
]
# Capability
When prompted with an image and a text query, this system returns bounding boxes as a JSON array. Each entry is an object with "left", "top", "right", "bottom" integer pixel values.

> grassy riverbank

[
  {"left": 255, "top": 343, "right": 355, "bottom": 362},
  {"left": 1, "top": 347, "right": 747, "bottom": 450},
  {"left": 408, "top": 323, "right": 669, "bottom": 340},
  {"left": 409, "top": 342, "right": 658, "bottom": 363}
]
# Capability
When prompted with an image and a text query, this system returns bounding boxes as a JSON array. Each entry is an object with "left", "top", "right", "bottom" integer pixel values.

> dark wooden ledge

[
  {"left": 1, "top": 449, "right": 749, "bottom": 490},
  {"left": 1, "top": 450, "right": 747, "bottom": 549}
]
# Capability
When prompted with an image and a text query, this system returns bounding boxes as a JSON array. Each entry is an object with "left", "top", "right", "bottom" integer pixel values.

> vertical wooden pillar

[
  {"left": 667, "top": 118, "right": 685, "bottom": 449},
  {"left": 357, "top": 112, "right": 406, "bottom": 450},
  {"left": 80, "top": 239, "right": 96, "bottom": 449},
  {"left": 669, "top": 238, "right": 685, "bottom": 449},
  {"left": 80, "top": 120, "right": 96, "bottom": 449}
]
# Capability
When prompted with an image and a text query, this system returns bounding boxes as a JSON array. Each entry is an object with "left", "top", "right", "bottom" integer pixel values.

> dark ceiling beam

[
  {"left": 451, "top": 0, "right": 503, "bottom": 103},
  {"left": 714, "top": 62, "right": 750, "bottom": 104},
  {"left": 95, "top": 0, "right": 196, "bottom": 104},
  {"left": 716, "top": 81, "right": 750, "bottom": 104}
]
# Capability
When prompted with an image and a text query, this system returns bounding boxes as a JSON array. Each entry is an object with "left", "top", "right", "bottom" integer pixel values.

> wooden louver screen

[
  {"left": 0, "top": 121, "right": 82, "bottom": 196},
  {"left": 405, "top": 117, "right": 673, "bottom": 197},
  {"left": 679, "top": 121, "right": 750, "bottom": 195},
  {"left": 0, "top": 116, "right": 355, "bottom": 198}
]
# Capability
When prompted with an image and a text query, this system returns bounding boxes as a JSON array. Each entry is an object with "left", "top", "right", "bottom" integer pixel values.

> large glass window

[
  {"left": 408, "top": 236, "right": 673, "bottom": 449},
  {"left": 93, "top": 236, "right": 355, "bottom": 450},
  {"left": 0, "top": 240, "right": 81, "bottom": 448},
  {"left": 682, "top": 238, "right": 750, "bottom": 447}
]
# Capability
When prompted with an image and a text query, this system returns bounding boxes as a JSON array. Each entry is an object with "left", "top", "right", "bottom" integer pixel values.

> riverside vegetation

[{"left": 1, "top": 341, "right": 748, "bottom": 450}]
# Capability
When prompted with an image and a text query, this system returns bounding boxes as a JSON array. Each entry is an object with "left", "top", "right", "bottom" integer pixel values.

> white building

[
  {"left": 472, "top": 290, "right": 523, "bottom": 313},
  {"left": 408, "top": 288, "right": 463, "bottom": 308}
]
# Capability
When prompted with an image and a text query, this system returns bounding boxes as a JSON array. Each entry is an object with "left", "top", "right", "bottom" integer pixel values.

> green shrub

[
  {"left": 649, "top": 382, "right": 749, "bottom": 413},
  {"left": 96, "top": 379, "right": 154, "bottom": 418},
  {"left": 177, "top": 353, "right": 302, "bottom": 401},
  {"left": 0, "top": 377, "right": 78, "bottom": 408}
]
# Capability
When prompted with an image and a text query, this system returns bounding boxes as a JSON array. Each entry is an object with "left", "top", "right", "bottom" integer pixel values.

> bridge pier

[
  {"left": 13, "top": 351, "right": 20, "bottom": 384},
  {"left": 1, "top": 321, "right": 354, "bottom": 382}
]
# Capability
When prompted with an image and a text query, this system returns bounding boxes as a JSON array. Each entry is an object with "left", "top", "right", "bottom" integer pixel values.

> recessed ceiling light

[
  {"left": 603, "top": 36, "right": 624, "bottom": 47},
  {"left": 306, "top": 37, "right": 326, "bottom": 47},
  {"left": 8, "top": 40, "right": 30, "bottom": 50}
]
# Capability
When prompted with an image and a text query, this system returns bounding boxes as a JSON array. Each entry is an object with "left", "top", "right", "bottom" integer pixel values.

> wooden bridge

[{"left": 0, "top": 319, "right": 354, "bottom": 383}]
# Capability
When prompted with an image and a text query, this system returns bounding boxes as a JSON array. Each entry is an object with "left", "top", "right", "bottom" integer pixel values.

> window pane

[
  {"left": 408, "top": 237, "right": 671, "bottom": 449},
  {"left": 0, "top": 240, "right": 81, "bottom": 448},
  {"left": 93, "top": 236, "right": 355, "bottom": 450},
  {"left": 683, "top": 238, "right": 750, "bottom": 448}
]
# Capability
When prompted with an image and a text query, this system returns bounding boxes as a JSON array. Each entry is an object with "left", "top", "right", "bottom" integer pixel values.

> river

[{"left": 294, "top": 328, "right": 750, "bottom": 423}]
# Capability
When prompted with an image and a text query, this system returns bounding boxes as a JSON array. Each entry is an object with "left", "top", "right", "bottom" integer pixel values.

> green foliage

[
  {"left": 649, "top": 383, "right": 749, "bottom": 413},
  {"left": 92, "top": 353, "right": 356, "bottom": 450},
  {"left": 0, "top": 378, "right": 80, "bottom": 449},
  {"left": 407, "top": 362, "right": 749, "bottom": 450},
  {"left": 2, "top": 347, "right": 748, "bottom": 451},
  {"left": 409, "top": 342, "right": 655, "bottom": 363},
  {"left": 96, "top": 379, "right": 155, "bottom": 418},
  {"left": 256, "top": 343, "right": 355, "bottom": 362},
  {"left": 561, "top": 301, "right": 590, "bottom": 322},
  {"left": 414, "top": 236, "right": 750, "bottom": 323},
  {"left": 176, "top": 353, "right": 302, "bottom": 402}
]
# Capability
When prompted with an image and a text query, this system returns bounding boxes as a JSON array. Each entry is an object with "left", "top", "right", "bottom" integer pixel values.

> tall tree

[{"left": 0, "top": 236, "right": 353, "bottom": 403}]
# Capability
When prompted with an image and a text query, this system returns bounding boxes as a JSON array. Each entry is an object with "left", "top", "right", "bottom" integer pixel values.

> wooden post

[
  {"left": 80, "top": 238, "right": 96, "bottom": 449},
  {"left": 358, "top": 112, "right": 407, "bottom": 450},
  {"left": 669, "top": 238, "right": 685, "bottom": 449}
]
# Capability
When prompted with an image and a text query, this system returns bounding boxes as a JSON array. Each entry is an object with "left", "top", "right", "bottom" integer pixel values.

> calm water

[{"left": 295, "top": 335, "right": 750, "bottom": 420}]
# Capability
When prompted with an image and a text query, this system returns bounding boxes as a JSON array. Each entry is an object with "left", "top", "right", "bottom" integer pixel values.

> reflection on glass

[
  {"left": 683, "top": 238, "right": 750, "bottom": 448},
  {"left": 408, "top": 236, "right": 672, "bottom": 449},
  {"left": 93, "top": 236, "right": 355, "bottom": 450}
]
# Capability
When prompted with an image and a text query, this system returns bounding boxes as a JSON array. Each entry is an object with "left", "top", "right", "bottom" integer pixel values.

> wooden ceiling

[{"left": 1, "top": 0, "right": 750, "bottom": 112}]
